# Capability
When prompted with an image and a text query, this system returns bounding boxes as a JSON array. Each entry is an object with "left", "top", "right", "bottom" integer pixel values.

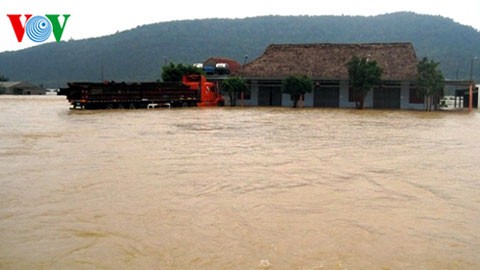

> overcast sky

[{"left": 1, "top": 0, "right": 479, "bottom": 52}]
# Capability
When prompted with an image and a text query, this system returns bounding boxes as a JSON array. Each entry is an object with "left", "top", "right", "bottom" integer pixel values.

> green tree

[
  {"left": 222, "top": 76, "right": 248, "bottom": 106},
  {"left": 282, "top": 75, "right": 313, "bottom": 108},
  {"left": 416, "top": 57, "right": 445, "bottom": 111},
  {"left": 161, "top": 63, "right": 203, "bottom": 82},
  {"left": 347, "top": 56, "right": 383, "bottom": 109}
]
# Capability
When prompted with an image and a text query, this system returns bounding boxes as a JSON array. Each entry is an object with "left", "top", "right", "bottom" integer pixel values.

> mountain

[{"left": 0, "top": 12, "right": 479, "bottom": 88}]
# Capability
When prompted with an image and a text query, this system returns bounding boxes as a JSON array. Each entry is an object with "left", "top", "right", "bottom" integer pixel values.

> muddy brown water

[{"left": 1, "top": 96, "right": 479, "bottom": 269}]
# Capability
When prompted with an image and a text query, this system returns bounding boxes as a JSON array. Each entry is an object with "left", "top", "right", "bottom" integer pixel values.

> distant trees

[
  {"left": 347, "top": 56, "right": 383, "bottom": 109},
  {"left": 416, "top": 57, "right": 445, "bottom": 111},
  {"left": 282, "top": 75, "right": 313, "bottom": 108},
  {"left": 161, "top": 63, "right": 203, "bottom": 82},
  {"left": 221, "top": 76, "right": 248, "bottom": 107}
]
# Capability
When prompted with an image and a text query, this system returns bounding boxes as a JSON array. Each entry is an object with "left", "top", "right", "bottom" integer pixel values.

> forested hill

[{"left": 1, "top": 12, "right": 479, "bottom": 87}]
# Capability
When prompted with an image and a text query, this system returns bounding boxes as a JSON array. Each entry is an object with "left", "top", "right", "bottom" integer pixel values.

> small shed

[{"left": 0, "top": 81, "right": 45, "bottom": 95}]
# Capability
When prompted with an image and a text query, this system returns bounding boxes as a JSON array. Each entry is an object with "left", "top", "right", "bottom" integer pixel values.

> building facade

[{"left": 239, "top": 43, "right": 424, "bottom": 109}]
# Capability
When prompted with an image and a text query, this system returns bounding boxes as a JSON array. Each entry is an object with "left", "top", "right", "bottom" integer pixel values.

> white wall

[{"left": 246, "top": 79, "right": 426, "bottom": 110}]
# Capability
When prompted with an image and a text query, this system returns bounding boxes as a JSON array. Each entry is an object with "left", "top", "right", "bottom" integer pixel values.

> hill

[{"left": 0, "top": 12, "right": 479, "bottom": 87}]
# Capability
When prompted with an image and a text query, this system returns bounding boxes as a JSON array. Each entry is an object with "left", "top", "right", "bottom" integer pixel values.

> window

[
  {"left": 237, "top": 91, "right": 251, "bottom": 100},
  {"left": 289, "top": 93, "right": 305, "bottom": 101},
  {"left": 348, "top": 87, "right": 362, "bottom": 102},
  {"left": 409, "top": 87, "right": 424, "bottom": 104}
]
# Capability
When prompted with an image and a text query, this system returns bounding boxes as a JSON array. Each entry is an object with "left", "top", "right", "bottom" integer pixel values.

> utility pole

[
  {"left": 469, "top": 56, "right": 477, "bottom": 112},
  {"left": 240, "top": 55, "right": 248, "bottom": 106}
]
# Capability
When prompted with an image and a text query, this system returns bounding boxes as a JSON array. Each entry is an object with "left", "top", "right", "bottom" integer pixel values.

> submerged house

[
  {"left": 240, "top": 43, "right": 423, "bottom": 109},
  {"left": 0, "top": 81, "right": 45, "bottom": 95}
]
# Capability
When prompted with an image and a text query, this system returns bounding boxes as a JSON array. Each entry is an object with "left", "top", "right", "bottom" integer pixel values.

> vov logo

[{"left": 7, "top": 14, "right": 70, "bottom": 43}]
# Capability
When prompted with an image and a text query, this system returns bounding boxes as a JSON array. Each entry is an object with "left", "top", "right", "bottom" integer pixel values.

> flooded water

[{"left": 1, "top": 95, "right": 479, "bottom": 269}]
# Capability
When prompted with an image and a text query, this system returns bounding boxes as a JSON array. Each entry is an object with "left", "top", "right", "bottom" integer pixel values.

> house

[
  {"left": 240, "top": 43, "right": 423, "bottom": 109},
  {"left": 0, "top": 81, "right": 45, "bottom": 95}
]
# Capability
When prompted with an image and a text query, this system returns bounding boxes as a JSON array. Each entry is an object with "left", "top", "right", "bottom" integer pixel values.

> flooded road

[{"left": 1, "top": 96, "right": 479, "bottom": 269}]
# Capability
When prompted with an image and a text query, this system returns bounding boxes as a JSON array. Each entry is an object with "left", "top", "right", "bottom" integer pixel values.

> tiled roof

[
  {"left": 203, "top": 57, "right": 242, "bottom": 73},
  {"left": 0, "top": 81, "right": 22, "bottom": 88}
]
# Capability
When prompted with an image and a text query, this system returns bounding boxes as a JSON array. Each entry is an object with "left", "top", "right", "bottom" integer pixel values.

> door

[
  {"left": 314, "top": 86, "right": 340, "bottom": 107},
  {"left": 258, "top": 86, "right": 282, "bottom": 106},
  {"left": 373, "top": 87, "right": 401, "bottom": 109}
]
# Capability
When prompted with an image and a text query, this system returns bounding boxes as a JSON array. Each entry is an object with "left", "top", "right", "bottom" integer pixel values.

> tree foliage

[
  {"left": 161, "top": 63, "right": 203, "bottom": 82},
  {"left": 221, "top": 76, "right": 248, "bottom": 106},
  {"left": 282, "top": 75, "right": 313, "bottom": 108},
  {"left": 416, "top": 57, "right": 445, "bottom": 111},
  {"left": 347, "top": 56, "right": 383, "bottom": 109},
  {"left": 0, "top": 74, "right": 8, "bottom": 81}
]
